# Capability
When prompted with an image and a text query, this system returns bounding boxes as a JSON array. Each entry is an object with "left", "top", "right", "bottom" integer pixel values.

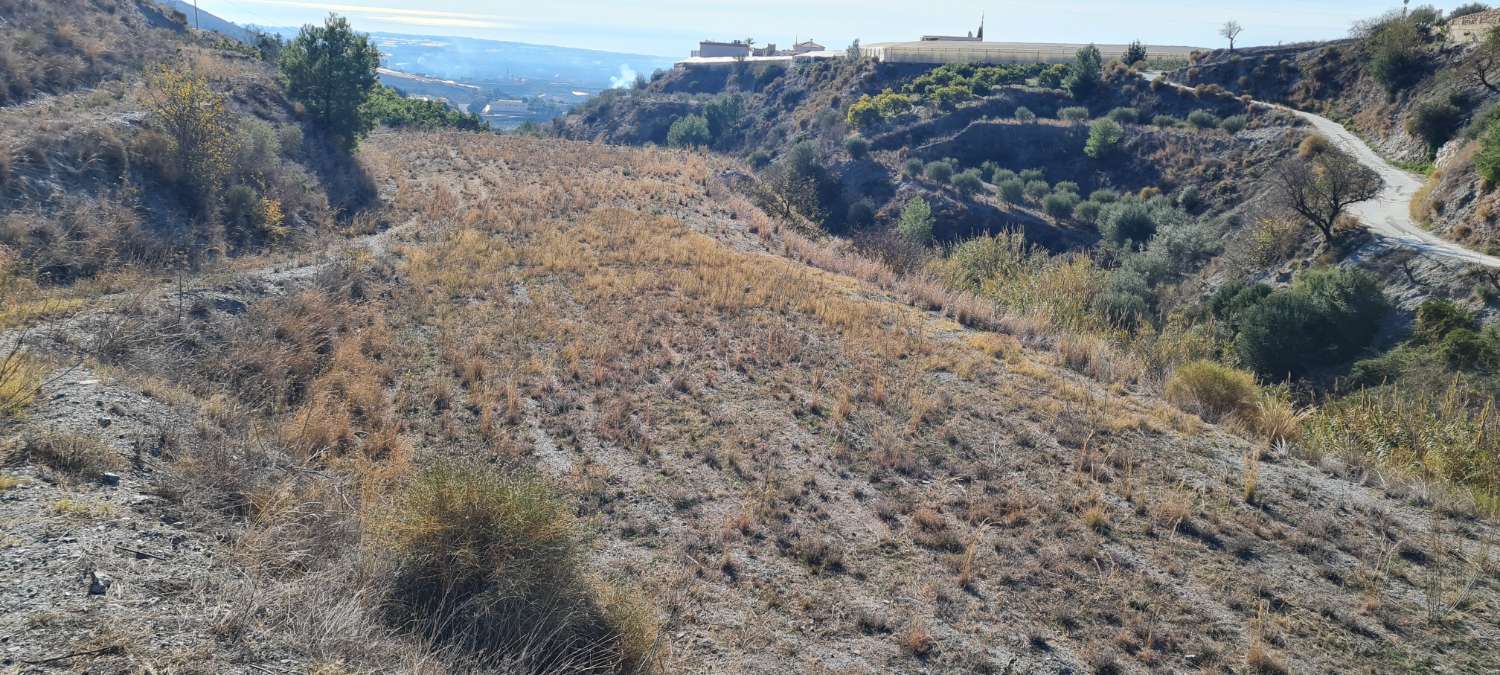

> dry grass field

[{"left": 4, "top": 131, "right": 1499, "bottom": 673}]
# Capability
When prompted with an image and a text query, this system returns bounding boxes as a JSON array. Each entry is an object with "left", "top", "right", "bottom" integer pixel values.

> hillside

[
  {"left": 6, "top": 129, "right": 1499, "bottom": 673},
  {"left": 5, "top": 2, "right": 1500, "bottom": 674}
]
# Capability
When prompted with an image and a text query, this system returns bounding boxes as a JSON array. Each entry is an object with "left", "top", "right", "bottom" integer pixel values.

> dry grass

[{"left": 17, "top": 431, "right": 118, "bottom": 480}]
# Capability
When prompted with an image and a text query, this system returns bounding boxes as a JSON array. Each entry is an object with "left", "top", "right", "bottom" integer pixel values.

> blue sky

[{"left": 191, "top": 1, "right": 1475, "bottom": 56}]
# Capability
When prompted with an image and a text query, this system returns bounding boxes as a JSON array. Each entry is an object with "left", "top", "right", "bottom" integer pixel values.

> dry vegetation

[{"left": 6, "top": 130, "right": 1496, "bottom": 672}]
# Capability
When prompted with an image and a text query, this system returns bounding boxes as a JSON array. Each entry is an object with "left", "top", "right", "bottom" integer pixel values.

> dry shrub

[
  {"left": 1248, "top": 392, "right": 1305, "bottom": 445},
  {"left": 19, "top": 431, "right": 118, "bottom": 479},
  {"left": 1298, "top": 133, "right": 1331, "bottom": 158},
  {"left": 376, "top": 464, "right": 660, "bottom": 673},
  {"left": 1165, "top": 360, "right": 1257, "bottom": 422},
  {"left": 898, "top": 618, "right": 936, "bottom": 657},
  {"left": 0, "top": 346, "right": 42, "bottom": 418}
]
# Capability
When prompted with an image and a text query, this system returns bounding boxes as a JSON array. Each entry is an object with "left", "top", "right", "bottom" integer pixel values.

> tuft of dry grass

[
  {"left": 898, "top": 618, "right": 936, "bottom": 658},
  {"left": 19, "top": 432, "right": 119, "bottom": 480},
  {"left": 376, "top": 463, "right": 660, "bottom": 673},
  {"left": 1164, "top": 360, "right": 1257, "bottom": 423}
]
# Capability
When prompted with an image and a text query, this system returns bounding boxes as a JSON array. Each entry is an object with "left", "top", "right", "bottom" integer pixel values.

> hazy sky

[{"left": 191, "top": 1, "right": 1476, "bottom": 56}]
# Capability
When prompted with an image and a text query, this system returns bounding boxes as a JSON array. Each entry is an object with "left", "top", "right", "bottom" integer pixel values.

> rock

[
  {"left": 97, "top": 417, "right": 112, "bottom": 428},
  {"left": 88, "top": 571, "right": 112, "bottom": 595},
  {"left": 99, "top": 473, "right": 121, "bottom": 487}
]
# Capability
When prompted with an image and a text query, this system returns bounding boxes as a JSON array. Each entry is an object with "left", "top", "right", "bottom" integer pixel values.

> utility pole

[{"left": 193, "top": 0, "right": 200, "bottom": 30}]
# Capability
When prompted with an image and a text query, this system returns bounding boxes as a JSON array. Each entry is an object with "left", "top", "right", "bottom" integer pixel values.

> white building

[{"left": 693, "top": 40, "right": 752, "bottom": 58}]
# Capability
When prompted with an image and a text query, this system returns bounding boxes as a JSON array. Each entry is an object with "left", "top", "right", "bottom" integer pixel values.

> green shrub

[
  {"left": 667, "top": 114, "right": 710, "bottom": 148},
  {"left": 991, "top": 168, "right": 1018, "bottom": 184},
  {"left": 1043, "top": 191, "right": 1081, "bottom": 219},
  {"left": 1024, "top": 179, "right": 1051, "bottom": 202},
  {"left": 904, "top": 158, "right": 925, "bottom": 177},
  {"left": 1088, "top": 188, "right": 1120, "bottom": 203},
  {"left": 847, "top": 200, "right": 876, "bottom": 227},
  {"left": 1124, "top": 41, "right": 1149, "bottom": 66},
  {"left": 1166, "top": 360, "right": 1258, "bottom": 422},
  {"left": 898, "top": 197, "right": 935, "bottom": 243},
  {"left": 1477, "top": 119, "right": 1500, "bottom": 186},
  {"left": 1085, "top": 119, "right": 1125, "bottom": 159},
  {"left": 1368, "top": 18, "right": 1425, "bottom": 93},
  {"left": 1234, "top": 268, "right": 1388, "bottom": 378},
  {"left": 924, "top": 160, "right": 955, "bottom": 183},
  {"left": 362, "top": 85, "right": 484, "bottom": 131},
  {"left": 1408, "top": 99, "right": 1463, "bottom": 154},
  {"left": 1152, "top": 114, "right": 1180, "bottom": 128},
  {"left": 1107, "top": 107, "right": 1139, "bottom": 124},
  {"left": 1219, "top": 115, "right": 1249, "bottom": 134},
  {"left": 1100, "top": 202, "right": 1158, "bottom": 247},
  {"left": 379, "top": 464, "right": 659, "bottom": 672},
  {"left": 847, "top": 89, "right": 917, "bottom": 131},
  {"left": 1415, "top": 298, "right": 1476, "bottom": 344},
  {"left": 1037, "top": 64, "right": 1070, "bottom": 88},
  {"left": 844, "top": 136, "right": 870, "bottom": 159},
  {"left": 748, "top": 150, "right": 772, "bottom": 169},
  {"left": 1053, "top": 181, "right": 1080, "bottom": 194},
  {"left": 1176, "top": 185, "right": 1203, "bottom": 211},
  {"left": 1187, "top": 109, "right": 1220, "bottom": 130},
  {"left": 1019, "top": 168, "right": 1046, "bottom": 182},
  {"left": 1014, "top": 106, "right": 1037, "bottom": 123},
  {"left": 1097, "top": 268, "right": 1152, "bottom": 324},
  {"left": 1059, "top": 106, "right": 1090, "bottom": 122},
  {"left": 998, "top": 178, "right": 1026, "bottom": 203},
  {"left": 952, "top": 169, "right": 985, "bottom": 196},
  {"left": 1439, "top": 328, "right": 1494, "bottom": 370},
  {"left": 1073, "top": 200, "right": 1102, "bottom": 224}
]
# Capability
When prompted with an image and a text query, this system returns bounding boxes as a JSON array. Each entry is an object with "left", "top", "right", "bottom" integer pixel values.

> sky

[{"left": 190, "top": 1, "right": 1481, "bottom": 57}]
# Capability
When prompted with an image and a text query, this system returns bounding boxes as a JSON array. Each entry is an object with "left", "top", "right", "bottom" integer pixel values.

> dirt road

[{"left": 1146, "top": 72, "right": 1500, "bottom": 269}]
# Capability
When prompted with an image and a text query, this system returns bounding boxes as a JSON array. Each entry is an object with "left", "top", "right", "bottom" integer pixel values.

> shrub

[
  {"left": 1478, "top": 119, "right": 1500, "bottom": 186},
  {"left": 1176, "top": 185, "right": 1203, "bottom": 212},
  {"left": 1073, "top": 200, "right": 1102, "bottom": 224},
  {"left": 1408, "top": 99, "right": 1463, "bottom": 154},
  {"left": 998, "top": 178, "right": 1026, "bottom": 203},
  {"left": 903, "top": 157, "right": 925, "bottom": 177},
  {"left": 280, "top": 14, "right": 380, "bottom": 152},
  {"left": 991, "top": 168, "right": 1018, "bottom": 184},
  {"left": 847, "top": 89, "right": 917, "bottom": 131},
  {"left": 1187, "top": 109, "right": 1220, "bottom": 130},
  {"left": 1019, "top": 168, "right": 1046, "bottom": 182},
  {"left": 845, "top": 136, "right": 870, "bottom": 159},
  {"left": 1085, "top": 119, "right": 1125, "bottom": 159},
  {"left": 1043, "top": 191, "right": 1081, "bottom": 219},
  {"left": 924, "top": 160, "right": 955, "bottom": 183},
  {"left": 847, "top": 200, "right": 876, "bottom": 228},
  {"left": 1058, "top": 106, "right": 1090, "bottom": 122},
  {"left": 667, "top": 114, "right": 710, "bottom": 148},
  {"left": 898, "top": 197, "right": 935, "bottom": 243},
  {"left": 1089, "top": 188, "right": 1120, "bottom": 203},
  {"left": 1299, "top": 133, "right": 1332, "bottom": 158},
  {"left": 20, "top": 432, "right": 119, "bottom": 479},
  {"left": 1368, "top": 18, "right": 1425, "bottom": 93},
  {"left": 147, "top": 66, "right": 234, "bottom": 216},
  {"left": 1166, "top": 360, "right": 1258, "bottom": 422},
  {"left": 952, "top": 169, "right": 985, "bottom": 196},
  {"left": 1220, "top": 115, "right": 1249, "bottom": 134},
  {"left": 1233, "top": 268, "right": 1388, "bottom": 378},
  {"left": 1100, "top": 202, "right": 1158, "bottom": 247},
  {"left": 1152, "top": 114, "right": 1180, "bottom": 128},
  {"left": 1124, "top": 40, "right": 1148, "bottom": 66},
  {"left": 1053, "top": 181, "right": 1080, "bottom": 194},
  {"left": 1014, "top": 106, "right": 1037, "bottom": 123},
  {"left": 748, "top": 150, "right": 772, "bottom": 169},
  {"left": 379, "top": 465, "right": 659, "bottom": 673},
  {"left": 1024, "top": 179, "right": 1051, "bottom": 202},
  {"left": 1439, "top": 328, "right": 1494, "bottom": 370},
  {"left": 764, "top": 142, "right": 843, "bottom": 226},
  {"left": 1107, "top": 107, "right": 1139, "bottom": 124},
  {"left": 1415, "top": 298, "right": 1476, "bottom": 344}
]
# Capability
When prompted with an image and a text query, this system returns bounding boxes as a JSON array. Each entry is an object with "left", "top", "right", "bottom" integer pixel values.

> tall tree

[
  {"left": 1065, "top": 45, "right": 1103, "bottom": 99},
  {"left": 1270, "top": 150, "right": 1383, "bottom": 245},
  {"left": 1220, "top": 21, "right": 1244, "bottom": 51},
  {"left": 279, "top": 14, "right": 380, "bottom": 152}
]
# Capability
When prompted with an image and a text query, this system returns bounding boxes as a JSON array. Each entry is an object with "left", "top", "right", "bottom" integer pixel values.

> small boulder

[
  {"left": 99, "top": 473, "right": 121, "bottom": 487},
  {"left": 87, "top": 571, "right": 112, "bottom": 595}
]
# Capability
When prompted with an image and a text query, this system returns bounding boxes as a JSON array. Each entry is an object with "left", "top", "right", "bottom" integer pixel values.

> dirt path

[{"left": 1146, "top": 72, "right": 1500, "bottom": 269}]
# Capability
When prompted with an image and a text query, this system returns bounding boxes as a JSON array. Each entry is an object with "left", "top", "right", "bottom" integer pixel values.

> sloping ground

[{"left": 3, "top": 133, "right": 1498, "bottom": 673}]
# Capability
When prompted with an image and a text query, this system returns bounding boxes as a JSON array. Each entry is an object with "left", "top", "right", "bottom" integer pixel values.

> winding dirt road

[{"left": 1147, "top": 73, "right": 1500, "bottom": 269}]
